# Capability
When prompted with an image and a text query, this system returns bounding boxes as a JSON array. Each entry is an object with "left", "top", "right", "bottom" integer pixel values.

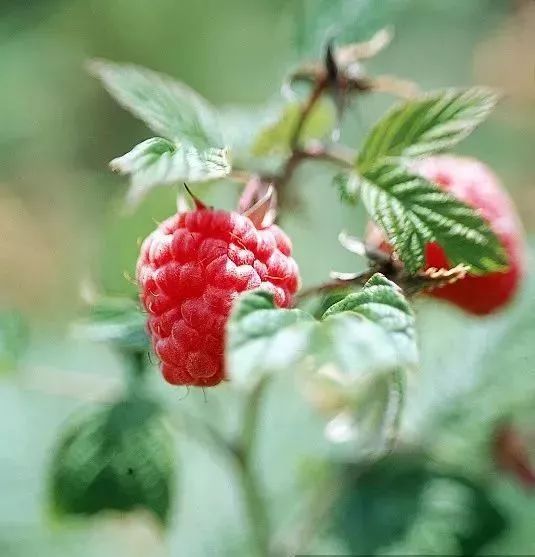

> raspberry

[
  {"left": 137, "top": 206, "right": 300, "bottom": 386},
  {"left": 367, "top": 156, "right": 525, "bottom": 315}
]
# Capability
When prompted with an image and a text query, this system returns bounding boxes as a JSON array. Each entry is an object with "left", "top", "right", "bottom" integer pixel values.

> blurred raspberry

[
  {"left": 367, "top": 155, "right": 525, "bottom": 315},
  {"left": 137, "top": 207, "right": 300, "bottom": 387}
]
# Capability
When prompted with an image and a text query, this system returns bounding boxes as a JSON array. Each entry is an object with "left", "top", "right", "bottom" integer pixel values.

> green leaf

[
  {"left": 110, "top": 138, "right": 230, "bottom": 205},
  {"left": 89, "top": 60, "right": 222, "bottom": 150},
  {"left": 251, "top": 99, "right": 335, "bottom": 156},
  {"left": 227, "top": 290, "right": 406, "bottom": 450},
  {"left": 323, "top": 273, "right": 417, "bottom": 367},
  {"left": 73, "top": 297, "right": 149, "bottom": 353},
  {"left": 294, "top": 0, "right": 404, "bottom": 57},
  {"left": 49, "top": 397, "right": 175, "bottom": 525},
  {"left": 227, "top": 289, "right": 401, "bottom": 389},
  {"left": 333, "top": 171, "right": 361, "bottom": 205},
  {"left": 226, "top": 290, "right": 315, "bottom": 388},
  {"left": 359, "top": 163, "right": 508, "bottom": 274},
  {"left": 358, "top": 88, "right": 498, "bottom": 169},
  {"left": 0, "top": 310, "right": 27, "bottom": 374},
  {"left": 310, "top": 312, "right": 399, "bottom": 384},
  {"left": 330, "top": 455, "right": 506, "bottom": 556}
]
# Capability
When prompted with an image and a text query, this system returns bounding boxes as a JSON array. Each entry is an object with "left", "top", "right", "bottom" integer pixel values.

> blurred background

[{"left": 1, "top": 0, "right": 534, "bottom": 555}]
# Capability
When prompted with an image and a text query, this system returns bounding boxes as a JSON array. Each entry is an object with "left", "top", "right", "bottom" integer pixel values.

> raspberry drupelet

[{"left": 137, "top": 206, "right": 300, "bottom": 387}]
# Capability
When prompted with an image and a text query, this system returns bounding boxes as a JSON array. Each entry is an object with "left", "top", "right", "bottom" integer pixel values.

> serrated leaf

[
  {"left": 110, "top": 138, "right": 230, "bottom": 205},
  {"left": 0, "top": 310, "right": 27, "bottom": 374},
  {"left": 73, "top": 297, "right": 149, "bottom": 353},
  {"left": 251, "top": 99, "right": 335, "bottom": 156},
  {"left": 359, "top": 163, "right": 508, "bottom": 274},
  {"left": 323, "top": 273, "right": 417, "bottom": 367},
  {"left": 227, "top": 289, "right": 400, "bottom": 390},
  {"left": 358, "top": 88, "right": 498, "bottom": 169},
  {"left": 49, "top": 397, "right": 175, "bottom": 525},
  {"left": 89, "top": 60, "right": 222, "bottom": 150},
  {"left": 226, "top": 290, "right": 315, "bottom": 388},
  {"left": 333, "top": 171, "right": 361, "bottom": 205}
]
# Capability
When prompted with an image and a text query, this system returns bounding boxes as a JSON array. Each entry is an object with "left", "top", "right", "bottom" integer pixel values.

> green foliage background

[{"left": 1, "top": 0, "right": 534, "bottom": 555}]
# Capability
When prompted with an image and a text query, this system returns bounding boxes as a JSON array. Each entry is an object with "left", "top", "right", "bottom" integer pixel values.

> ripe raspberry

[
  {"left": 136, "top": 206, "right": 300, "bottom": 386},
  {"left": 367, "top": 155, "right": 525, "bottom": 315}
]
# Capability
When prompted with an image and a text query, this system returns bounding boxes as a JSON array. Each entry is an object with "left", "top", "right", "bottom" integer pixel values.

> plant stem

[
  {"left": 290, "top": 77, "right": 329, "bottom": 150},
  {"left": 174, "top": 380, "right": 272, "bottom": 557},
  {"left": 235, "top": 452, "right": 271, "bottom": 557},
  {"left": 294, "top": 268, "right": 377, "bottom": 306},
  {"left": 384, "top": 368, "right": 405, "bottom": 455},
  {"left": 275, "top": 77, "right": 331, "bottom": 192},
  {"left": 234, "top": 379, "right": 271, "bottom": 557}
]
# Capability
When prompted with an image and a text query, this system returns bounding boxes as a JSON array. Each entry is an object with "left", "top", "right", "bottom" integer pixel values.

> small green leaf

[
  {"left": 359, "top": 163, "right": 508, "bottom": 274},
  {"left": 323, "top": 273, "right": 417, "bottom": 367},
  {"left": 89, "top": 60, "right": 222, "bottom": 150},
  {"left": 358, "top": 88, "right": 498, "bottom": 170},
  {"left": 333, "top": 172, "right": 361, "bottom": 205},
  {"left": 226, "top": 291, "right": 315, "bottom": 388},
  {"left": 110, "top": 138, "right": 231, "bottom": 205},
  {"left": 49, "top": 397, "right": 175, "bottom": 525},
  {"left": 73, "top": 297, "right": 149, "bottom": 353},
  {"left": 251, "top": 99, "right": 335, "bottom": 156},
  {"left": 0, "top": 310, "right": 27, "bottom": 374}
]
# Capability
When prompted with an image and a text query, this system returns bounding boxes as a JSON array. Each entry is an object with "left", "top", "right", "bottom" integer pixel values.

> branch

[
  {"left": 275, "top": 77, "right": 331, "bottom": 192},
  {"left": 290, "top": 77, "right": 329, "bottom": 150},
  {"left": 294, "top": 268, "right": 376, "bottom": 307},
  {"left": 295, "top": 256, "right": 471, "bottom": 307}
]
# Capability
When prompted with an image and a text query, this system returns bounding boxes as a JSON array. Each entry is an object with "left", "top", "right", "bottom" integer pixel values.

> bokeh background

[{"left": 1, "top": 0, "right": 534, "bottom": 555}]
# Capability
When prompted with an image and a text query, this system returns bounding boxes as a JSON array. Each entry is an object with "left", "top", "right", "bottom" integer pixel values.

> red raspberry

[
  {"left": 136, "top": 207, "right": 300, "bottom": 387},
  {"left": 367, "top": 156, "right": 525, "bottom": 315}
]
